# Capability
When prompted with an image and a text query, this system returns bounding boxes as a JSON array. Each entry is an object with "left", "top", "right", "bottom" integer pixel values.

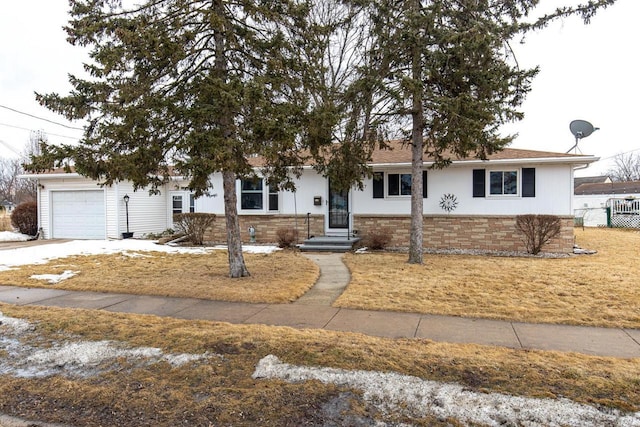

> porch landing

[{"left": 298, "top": 236, "right": 361, "bottom": 252}]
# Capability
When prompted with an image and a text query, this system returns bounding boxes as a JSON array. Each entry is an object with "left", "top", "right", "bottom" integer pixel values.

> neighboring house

[
  {"left": 573, "top": 175, "right": 611, "bottom": 190},
  {"left": 23, "top": 141, "right": 597, "bottom": 253},
  {"left": 0, "top": 200, "right": 15, "bottom": 214},
  {"left": 574, "top": 180, "right": 640, "bottom": 227}
]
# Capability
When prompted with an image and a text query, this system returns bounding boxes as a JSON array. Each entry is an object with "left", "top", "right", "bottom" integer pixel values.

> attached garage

[{"left": 51, "top": 190, "right": 106, "bottom": 239}]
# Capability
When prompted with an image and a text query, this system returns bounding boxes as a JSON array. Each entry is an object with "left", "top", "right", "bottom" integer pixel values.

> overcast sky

[{"left": 1, "top": 0, "right": 638, "bottom": 177}]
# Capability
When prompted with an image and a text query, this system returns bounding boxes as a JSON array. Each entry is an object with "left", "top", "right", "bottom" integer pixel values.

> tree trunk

[
  {"left": 213, "top": 1, "right": 248, "bottom": 278},
  {"left": 407, "top": 0, "right": 424, "bottom": 265},
  {"left": 222, "top": 170, "right": 250, "bottom": 278},
  {"left": 408, "top": 117, "right": 424, "bottom": 264}
]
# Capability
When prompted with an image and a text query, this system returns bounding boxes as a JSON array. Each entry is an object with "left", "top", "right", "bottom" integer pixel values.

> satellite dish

[{"left": 567, "top": 119, "right": 599, "bottom": 153}]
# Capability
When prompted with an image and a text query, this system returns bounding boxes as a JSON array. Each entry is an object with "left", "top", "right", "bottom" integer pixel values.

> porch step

[{"left": 298, "top": 236, "right": 361, "bottom": 253}]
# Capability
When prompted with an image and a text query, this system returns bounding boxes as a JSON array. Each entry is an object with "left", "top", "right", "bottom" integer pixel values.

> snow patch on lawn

[
  {"left": 253, "top": 355, "right": 640, "bottom": 427},
  {"left": 0, "top": 239, "right": 280, "bottom": 271},
  {"left": 30, "top": 270, "right": 79, "bottom": 284},
  {"left": 0, "top": 231, "right": 29, "bottom": 242},
  {"left": 0, "top": 311, "right": 212, "bottom": 379}
]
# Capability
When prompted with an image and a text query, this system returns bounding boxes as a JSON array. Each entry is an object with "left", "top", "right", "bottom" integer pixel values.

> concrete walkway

[{"left": 0, "top": 253, "right": 639, "bottom": 358}]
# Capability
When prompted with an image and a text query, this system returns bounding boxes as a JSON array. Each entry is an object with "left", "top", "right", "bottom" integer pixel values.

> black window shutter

[
  {"left": 522, "top": 168, "right": 536, "bottom": 197},
  {"left": 373, "top": 172, "right": 384, "bottom": 198},
  {"left": 422, "top": 170, "right": 428, "bottom": 198},
  {"left": 472, "top": 169, "right": 485, "bottom": 197},
  {"left": 387, "top": 173, "right": 399, "bottom": 196}
]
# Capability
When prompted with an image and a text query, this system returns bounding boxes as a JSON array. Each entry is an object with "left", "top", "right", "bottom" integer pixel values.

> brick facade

[
  {"left": 204, "top": 213, "right": 575, "bottom": 253},
  {"left": 353, "top": 215, "right": 575, "bottom": 253},
  {"left": 204, "top": 214, "right": 325, "bottom": 244}
]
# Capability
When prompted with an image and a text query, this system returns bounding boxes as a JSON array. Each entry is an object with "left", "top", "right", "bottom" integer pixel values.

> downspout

[
  {"left": 571, "top": 163, "right": 591, "bottom": 219},
  {"left": 36, "top": 179, "right": 43, "bottom": 239},
  {"left": 115, "top": 182, "right": 120, "bottom": 240}
]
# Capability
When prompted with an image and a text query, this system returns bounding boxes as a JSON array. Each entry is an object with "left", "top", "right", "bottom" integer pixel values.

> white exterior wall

[
  {"left": 195, "top": 174, "right": 225, "bottom": 214},
  {"left": 34, "top": 160, "right": 578, "bottom": 240},
  {"left": 353, "top": 163, "right": 574, "bottom": 216},
  {"left": 195, "top": 170, "right": 328, "bottom": 216},
  {"left": 116, "top": 182, "right": 171, "bottom": 238},
  {"left": 37, "top": 176, "right": 172, "bottom": 239},
  {"left": 280, "top": 171, "right": 327, "bottom": 216},
  {"left": 194, "top": 163, "right": 575, "bottom": 218}
]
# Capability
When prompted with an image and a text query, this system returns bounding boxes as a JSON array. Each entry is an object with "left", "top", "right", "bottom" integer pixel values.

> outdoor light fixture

[{"left": 123, "top": 194, "right": 132, "bottom": 238}]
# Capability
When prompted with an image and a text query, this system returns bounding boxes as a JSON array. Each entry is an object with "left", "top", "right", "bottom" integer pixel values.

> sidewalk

[{"left": 0, "top": 253, "right": 638, "bottom": 358}]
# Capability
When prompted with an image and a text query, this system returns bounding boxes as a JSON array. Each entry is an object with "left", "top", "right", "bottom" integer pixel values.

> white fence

[
  {"left": 573, "top": 198, "right": 640, "bottom": 228},
  {"left": 607, "top": 198, "right": 640, "bottom": 228}
]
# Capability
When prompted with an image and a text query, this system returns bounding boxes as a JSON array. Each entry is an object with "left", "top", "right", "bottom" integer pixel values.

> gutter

[{"left": 370, "top": 155, "right": 600, "bottom": 169}]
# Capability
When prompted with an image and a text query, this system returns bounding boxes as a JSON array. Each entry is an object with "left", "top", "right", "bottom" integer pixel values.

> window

[
  {"left": 489, "top": 170, "right": 518, "bottom": 195},
  {"left": 388, "top": 173, "right": 412, "bottom": 196},
  {"left": 172, "top": 195, "right": 183, "bottom": 214},
  {"left": 241, "top": 179, "right": 263, "bottom": 210},
  {"left": 474, "top": 168, "right": 535, "bottom": 198},
  {"left": 189, "top": 194, "right": 195, "bottom": 213},
  {"left": 373, "top": 171, "right": 427, "bottom": 198}
]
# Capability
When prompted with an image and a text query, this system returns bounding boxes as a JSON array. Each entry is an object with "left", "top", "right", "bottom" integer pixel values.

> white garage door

[{"left": 51, "top": 191, "right": 106, "bottom": 239}]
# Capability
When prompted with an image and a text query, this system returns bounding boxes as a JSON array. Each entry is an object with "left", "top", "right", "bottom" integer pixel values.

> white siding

[
  {"left": 195, "top": 175, "right": 225, "bottom": 215},
  {"left": 353, "top": 163, "right": 573, "bottom": 216},
  {"left": 38, "top": 177, "right": 172, "bottom": 239},
  {"left": 195, "top": 170, "right": 328, "bottom": 217},
  {"left": 115, "top": 182, "right": 172, "bottom": 238},
  {"left": 194, "top": 164, "right": 574, "bottom": 218},
  {"left": 35, "top": 160, "right": 577, "bottom": 240},
  {"left": 280, "top": 171, "right": 327, "bottom": 216}
]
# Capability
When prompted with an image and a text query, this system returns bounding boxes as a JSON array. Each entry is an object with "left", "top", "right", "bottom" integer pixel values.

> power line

[
  {"left": 0, "top": 104, "right": 84, "bottom": 131},
  {"left": 0, "top": 122, "right": 80, "bottom": 140},
  {"left": 0, "top": 139, "right": 22, "bottom": 156},
  {"left": 597, "top": 147, "right": 640, "bottom": 161}
]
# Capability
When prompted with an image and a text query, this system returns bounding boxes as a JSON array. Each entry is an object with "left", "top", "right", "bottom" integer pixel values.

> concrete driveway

[{"left": 0, "top": 239, "right": 71, "bottom": 250}]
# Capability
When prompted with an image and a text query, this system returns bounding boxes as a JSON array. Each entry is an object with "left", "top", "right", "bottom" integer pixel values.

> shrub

[
  {"left": 515, "top": 214, "right": 562, "bottom": 255},
  {"left": 363, "top": 227, "right": 392, "bottom": 250},
  {"left": 173, "top": 213, "right": 216, "bottom": 245},
  {"left": 11, "top": 201, "right": 38, "bottom": 236},
  {"left": 276, "top": 227, "right": 299, "bottom": 248}
]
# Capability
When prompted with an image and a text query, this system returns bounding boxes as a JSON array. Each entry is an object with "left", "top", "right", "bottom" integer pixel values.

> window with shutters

[
  {"left": 388, "top": 173, "right": 412, "bottom": 196},
  {"left": 474, "top": 168, "right": 535, "bottom": 198},
  {"left": 489, "top": 170, "right": 518, "bottom": 196},
  {"left": 373, "top": 171, "right": 427, "bottom": 198}
]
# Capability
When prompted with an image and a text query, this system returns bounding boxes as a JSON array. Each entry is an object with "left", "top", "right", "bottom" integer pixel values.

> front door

[{"left": 328, "top": 179, "right": 349, "bottom": 230}]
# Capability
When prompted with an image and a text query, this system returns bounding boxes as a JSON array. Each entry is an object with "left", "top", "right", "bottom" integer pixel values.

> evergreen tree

[
  {"left": 27, "top": 0, "right": 315, "bottom": 277},
  {"left": 357, "top": 0, "right": 616, "bottom": 264}
]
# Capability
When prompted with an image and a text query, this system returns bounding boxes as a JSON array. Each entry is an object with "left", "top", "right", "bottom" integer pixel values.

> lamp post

[{"left": 123, "top": 194, "right": 132, "bottom": 238}]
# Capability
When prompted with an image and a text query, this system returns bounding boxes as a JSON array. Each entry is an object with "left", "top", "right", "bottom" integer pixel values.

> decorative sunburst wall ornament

[{"left": 439, "top": 193, "right": 458, "bottom": 213}]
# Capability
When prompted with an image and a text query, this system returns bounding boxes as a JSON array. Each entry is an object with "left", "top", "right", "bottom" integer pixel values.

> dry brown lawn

[
  {"left": 0, "top": 212, "right": 10, "bottom": 232},
  {"left": 337, "top": 228, "right": 640, "bottom": 328},
  {"left": 0, "top": 250, "right": 318, "bottom": 304},
  {"left": 0, "top": 304, "right": 638, "bottom": 426}
]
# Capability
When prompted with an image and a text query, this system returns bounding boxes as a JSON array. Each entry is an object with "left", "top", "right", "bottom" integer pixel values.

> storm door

[{"left": 328, "top": 179, "right": 349, "bottom": 229}]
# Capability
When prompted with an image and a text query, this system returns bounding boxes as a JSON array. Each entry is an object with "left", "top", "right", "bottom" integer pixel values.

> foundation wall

[{"left": 204, "top": 214, "right": 575, "bottom": 253}]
